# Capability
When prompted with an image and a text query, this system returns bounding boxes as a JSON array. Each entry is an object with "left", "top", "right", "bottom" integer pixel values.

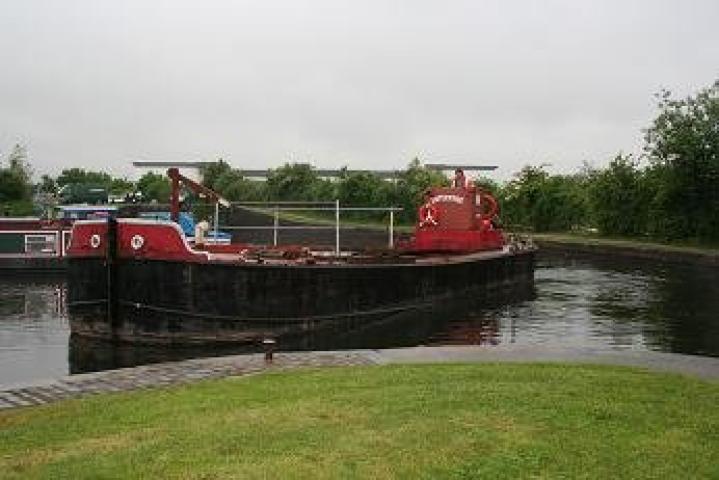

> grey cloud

[{"left": 0, "top": 0, "right": 717, "bottom": 180}]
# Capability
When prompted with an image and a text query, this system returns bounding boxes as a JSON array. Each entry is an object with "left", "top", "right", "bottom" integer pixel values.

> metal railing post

[
  {"left": 216, "top": 202, "right": 403, "bottom": 251},
  {"left": 335, "top": 199, "right": 340, "bottom": 255},
  {"left": 389, "top": 210, "right": 394, "bottom": 248},
  {"left": 273, "top": 206, "right": 279, "bottom": 246},
  {"left": 214, "top": 203, "right": 219, "bottom": 242}
]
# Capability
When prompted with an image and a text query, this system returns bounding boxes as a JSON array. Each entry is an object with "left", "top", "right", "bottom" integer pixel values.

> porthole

[{"left": 130, "top": 234, "right": 145, "bottom": 250}]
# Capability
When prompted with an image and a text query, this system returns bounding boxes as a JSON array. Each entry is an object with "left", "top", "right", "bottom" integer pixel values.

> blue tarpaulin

[{"left": 138, "top": 212, "right": 232, "bottom": 241}]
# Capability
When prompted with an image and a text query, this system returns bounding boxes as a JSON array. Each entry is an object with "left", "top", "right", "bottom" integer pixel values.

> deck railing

[
  {"left": 42, "top": 201, "right": 404, "bottom": 255},
  {"left": 219, "top": 201, "right": 403, "bottom": 254}
]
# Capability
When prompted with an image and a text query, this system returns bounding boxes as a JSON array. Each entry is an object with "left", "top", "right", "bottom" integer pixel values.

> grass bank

[
  {"left": 2, "top": 364, "right": 718, "bottom": 479},
  {"left": 532, "top": 232, "right": 719, "bottom": 253},
  {"left": 237, "top": 207, "right": 719, "bottom": 257},
  {"left": 532, "top": 232, "right": 719, "bottom": 265}
]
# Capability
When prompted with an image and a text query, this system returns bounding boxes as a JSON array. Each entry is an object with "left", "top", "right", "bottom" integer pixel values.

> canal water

[{"left": 1, "top": 252, "right": 717, "bottom": 386}]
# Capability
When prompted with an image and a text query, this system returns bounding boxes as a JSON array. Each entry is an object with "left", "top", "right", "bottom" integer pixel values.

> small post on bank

[{"left": 263, "top": 338, "right": 276, "bottom": 363}]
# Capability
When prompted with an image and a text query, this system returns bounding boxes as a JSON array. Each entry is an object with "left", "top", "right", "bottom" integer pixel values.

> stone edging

[{"left": 1, "top": 346, "right": 717, "bottom": 411}]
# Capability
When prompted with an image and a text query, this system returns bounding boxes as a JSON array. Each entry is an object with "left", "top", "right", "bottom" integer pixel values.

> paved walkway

[
  {"left": 0, "top": 351, "right": 374, "bottom": 410},
  {"left": 375, "top": 345, "right": 719, "bottom": 380},
  {"left": 1, "top": 346, "right": 717, "bottom": 411}
]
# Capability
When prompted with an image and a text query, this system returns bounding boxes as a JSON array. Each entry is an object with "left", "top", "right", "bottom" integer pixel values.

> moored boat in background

[{"left": 0, "top": 205, "right": 118, "bottom": 270}]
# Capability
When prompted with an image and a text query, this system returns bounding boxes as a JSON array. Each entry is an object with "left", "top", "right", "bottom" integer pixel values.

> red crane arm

[{"left": 167, "top": 168, "right": 230, "bottom": 222}]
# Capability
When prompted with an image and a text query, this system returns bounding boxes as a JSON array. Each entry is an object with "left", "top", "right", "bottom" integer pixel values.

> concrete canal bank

[{"left": 2, "top": 345, "right": 717, "bottom": 410}]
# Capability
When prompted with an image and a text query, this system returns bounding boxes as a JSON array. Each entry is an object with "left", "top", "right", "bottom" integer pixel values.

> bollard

[{"left": 263, "top": 338, "right": 276, "bottom": 364}]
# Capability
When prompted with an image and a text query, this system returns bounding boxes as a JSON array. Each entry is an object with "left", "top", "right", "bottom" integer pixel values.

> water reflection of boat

[
  {"left": 68, "top": 281, "right": 536, "bottom": 373},
  {"left": 0, "top": 278, "right": 66, "bottom": 316},
  {"left": 67, "top": 168, "right": 536, "bottom": 345},
  {"left": 0, "top": 293, "right": 26, "bottom": 316}
]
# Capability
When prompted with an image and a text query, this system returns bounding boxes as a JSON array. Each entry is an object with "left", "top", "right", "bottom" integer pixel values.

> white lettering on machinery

[{"left": 430, "top": 195, "right": 464, "bottom": 205}]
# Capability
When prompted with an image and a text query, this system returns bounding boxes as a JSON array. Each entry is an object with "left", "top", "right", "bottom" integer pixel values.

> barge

[{"left": 67, "top": 170, "right": 535, "bottom": 344}]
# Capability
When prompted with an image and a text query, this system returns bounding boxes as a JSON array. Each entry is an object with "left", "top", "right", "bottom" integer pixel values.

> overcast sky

[{"left": 0, "top": 0, "right": 717, "bottom": 181}]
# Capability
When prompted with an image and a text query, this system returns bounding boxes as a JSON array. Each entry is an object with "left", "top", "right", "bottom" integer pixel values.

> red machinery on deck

[
  {"left": 407, "top": 179, "right": 504, "bottom": 253},
  {"left": 167, "top": 167, "right": 230, "bottom": 223},
  {"left": 165, "top": 165, "right": 505, "bottom": 255}
]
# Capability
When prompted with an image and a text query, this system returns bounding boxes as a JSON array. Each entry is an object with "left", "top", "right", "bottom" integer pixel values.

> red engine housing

[{"left": 408, "top": 186, "right": 504, "bottom": 253}]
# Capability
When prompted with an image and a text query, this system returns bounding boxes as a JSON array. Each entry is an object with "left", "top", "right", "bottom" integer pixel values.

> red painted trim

[
  {"left": 66, "top": 221, "right": 108, "bottom": 258},
  {"left": 68, "top": 219, "right": 212, "bottom": 262},
  {"left": 116, "top": 220, "right": 208, "bottom": 262},
  {"left": 411, "top": 229, "right": 504, "bottom": 253}
]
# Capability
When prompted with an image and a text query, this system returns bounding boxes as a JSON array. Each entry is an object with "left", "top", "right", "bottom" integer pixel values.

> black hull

[
  {"left": 68, "top": 250, "right": 535, "bottom": 344},
  {"left": 68, "top": 282, "right": 536, "bottom": 373}
]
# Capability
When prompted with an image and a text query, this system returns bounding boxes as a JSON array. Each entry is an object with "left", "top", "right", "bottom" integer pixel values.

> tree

[
  {"left": 7, "top": 144, "right": 31, "bottom": 183},
  {"left": 587, "top": 154, "right": 650, "bottom": 236},
  {"left": 136, "top": 172, "right": 171, "bottom": 203},
  {"left": 56, "top": 168, "right": 113, "bottom": 188},
  {"left": 499, "top": 166, "right": 546, "bottom": 230},
  {"left": 109, "top": 177, "right": 135, "bottom": 195},
  {"left": 266, "top": 163, "right": 322, "bottom": 201},
  {"left": 500, "top": 165, "right": 589, "bottom": 232},
  {"left": 37, "top": 174, "right": 58, "bottom": 195},
  {"left": 51, "top": 168, "right": 138, "bottom": 203},
  {"left": 336, "top": 169, "right": 391, "bottom": 220},
  {"left": 644, "top": 79, "right": 719, "bottom": 240},
  {"left": 392, "top": 158, "right": 448, "bottom": 222},
  {"left": 0, "top": 144, "right": 34, "bottom": 215},
  {"left": 337, "top": 170, "right": 387, "bottom": 206},
  {"left": 200, "top": 161, "right": 269, "bottom": 201},
  {"left": 0, "top": 169, "right": 29, "bottom": 202},
  {"left": 473, "top": 176, "right": 501, "bottom": 193},
  {"left": 200, "top": 159, "right": 232, "bottom": 192}
]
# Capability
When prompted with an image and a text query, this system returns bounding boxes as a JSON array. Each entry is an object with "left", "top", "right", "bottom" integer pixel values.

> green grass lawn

[{"left": 1, "top": 364, "right": 718, "bottom": 479}]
